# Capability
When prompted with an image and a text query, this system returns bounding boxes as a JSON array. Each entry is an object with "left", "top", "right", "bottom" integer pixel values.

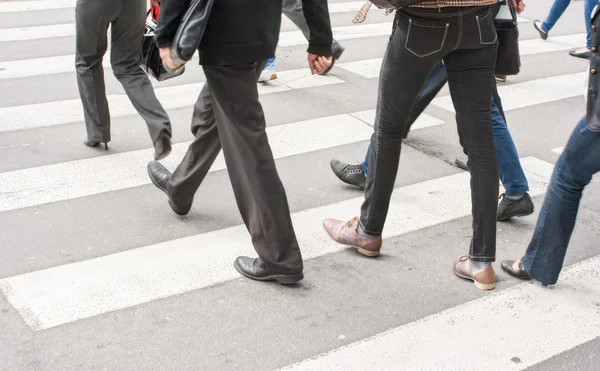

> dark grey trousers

[
  {"left": 166, "top": 62, "right": 303, "bottom": 273},
  {"left": 75, "top": 0, "right": 171, "bottom": 144}
]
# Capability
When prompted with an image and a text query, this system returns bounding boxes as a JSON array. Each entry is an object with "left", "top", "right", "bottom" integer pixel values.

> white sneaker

[{"left": 258, "top": 68, "right": 277, "bottom": 83}]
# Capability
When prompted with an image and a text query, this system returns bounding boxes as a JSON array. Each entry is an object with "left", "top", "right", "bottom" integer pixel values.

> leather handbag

[
  {"left": 169, "top": 0, "right": 216, "bottom": 65},
  {"left": 140, "top": 15, "right": 185, "bottom": 81},
  {"left": 494, "top": 1, "right": 521, "bottom": 76}
]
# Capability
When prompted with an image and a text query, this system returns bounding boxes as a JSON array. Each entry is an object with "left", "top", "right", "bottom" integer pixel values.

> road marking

[
  {"left": 278, "top": 254, "right": 600, "bottom": 371},
  {"left": 0, "top": 0, "right": 74, "bottom": 13},
  {"left": 433, "top": 72, "right": 587, "bottom": 113},
  {"left": 0, "top": 157, "right": 553, "bottom": 330},
  {"left": 0, "top": 109, "right": 444, "bottom": 213},
  {"left": 349, "top": 109, "right": 444, "bottom": 130},
  {"left": 0, "top": 67, "right": 344, "bottom": 132},
  {"left": 337, "top": 34, "right": 586, "bottom": 79}
]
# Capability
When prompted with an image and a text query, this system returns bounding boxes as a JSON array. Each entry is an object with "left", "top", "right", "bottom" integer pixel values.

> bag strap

[{"left": 506, "top": 0, "right": 518, "bottom": 25}]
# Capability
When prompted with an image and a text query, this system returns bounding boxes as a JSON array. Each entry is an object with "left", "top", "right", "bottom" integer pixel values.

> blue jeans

[
  {"left": 541, "top": 0, "right": 598, "bottom": 49},
  {"left": 360, "top": 62, "right": 529, "bottom": 197},
  {"left": 521, "top": 116, "right": 600, "bottom": 285}
]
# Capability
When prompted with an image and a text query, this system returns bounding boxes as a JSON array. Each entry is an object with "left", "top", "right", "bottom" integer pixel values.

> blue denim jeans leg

[
  {"left": 521, "top": 116, "right": 600, "bottom": 285},
  {"left": 542, "top": 0, "right": 596, "bottom": 48},
  {"left": 491, "top": 97, "right": 530, "bottom": 196}
]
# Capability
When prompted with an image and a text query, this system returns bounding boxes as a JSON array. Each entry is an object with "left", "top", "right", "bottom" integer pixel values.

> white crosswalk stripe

[{"left": 1, "top": 1, "right": 598, "bottom": 370}]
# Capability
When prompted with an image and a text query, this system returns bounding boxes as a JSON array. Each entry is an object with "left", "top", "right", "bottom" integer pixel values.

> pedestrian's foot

[
  {"left": 233, "top": 256, "right": 303, "bottom": 284},
  {"left": 352, "top": 2, "right": 371, "bottom": 23},
  {"left": 258, "top": 67, "right": 277, "bottom": 82},
  {"left": 84, "top": 139, "right": 108, "bottom": 150},
  {"left": 569, "top": 47, "right": 593, "bottom": 59},
  {"left": 454, "top": 156, "right": 469, "bottom": 171},
  {"left": 147, "top": 161, "right": 192, "bottom": 216},
  {"left": 330, "top": 159, "right": 366, "bottom": 189},
  {"left": 495, "top": 75, "right": 507, "bottom": 82},
  {"left": 453, "top": 256, "right": 496, "bottom": 291},
  {"left": 533, "top": 20, "right": 548, "bottom": 40},
  {"left": 501, "top": 259, "right": 532, "bottom": 280},
  {"left": 322, "top": 217, "right": 382, "bottom": 257},
  {"left": 321, "top": 44, "right": 345, "bottom": 75},
  {"left": 154, "top": 132, "right": 172, "bottom": 161},
  {"left": 497, "top": 193, "right": 534, "bottom": 221}
]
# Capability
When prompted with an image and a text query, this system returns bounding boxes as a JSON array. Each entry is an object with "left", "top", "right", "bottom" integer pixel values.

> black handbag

[
  {"left": 170, "top": 0, "right": 216, "bottom": 65},
  {"left": 494, "top": 1, "right": 521, "bottom": 76},
  {"left": 140, "top": 16, "right": 185, "bottom": 82}
]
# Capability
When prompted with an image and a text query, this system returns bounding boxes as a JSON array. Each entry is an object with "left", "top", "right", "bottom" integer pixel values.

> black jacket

[
  {"left": 155, "top": 0, "right": 333, "bottom": 66},
  {"left": 588, "top": 5, "right": 599, "bottom": 131}
]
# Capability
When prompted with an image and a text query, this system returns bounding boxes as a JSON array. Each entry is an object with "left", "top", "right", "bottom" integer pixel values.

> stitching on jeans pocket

[
  {"left": 404, "top": 18, "right": 449, "bottom": 58},
  {"left": 476, "top": 11, "right": 498, "bottom": 45}
]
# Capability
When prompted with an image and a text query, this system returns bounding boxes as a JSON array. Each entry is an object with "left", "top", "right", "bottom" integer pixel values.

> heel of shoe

[
  {"left": 474, "top": 281, "right": 496, "bottom": 291},
  {"left": 276, "top": 272, "right": 304, "bottom": 285},
  {"left": 358, "top": 248, "right": 380, "bottom": 257}
]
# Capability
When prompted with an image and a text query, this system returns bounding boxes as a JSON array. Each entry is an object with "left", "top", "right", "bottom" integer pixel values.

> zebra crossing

[{"left": 1, "top": 1, "right": 599, "bottom": 370}]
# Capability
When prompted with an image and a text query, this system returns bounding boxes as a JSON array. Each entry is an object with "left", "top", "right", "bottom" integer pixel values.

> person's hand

[
  {"left": 159, "top": 47, "right": 181, "bottom": 69},
  {"left": 512, "top": 0, "right": 525, "bottom": 14},
  {"left": 307, "top": 53, "right": 332, "bottom": 75}
]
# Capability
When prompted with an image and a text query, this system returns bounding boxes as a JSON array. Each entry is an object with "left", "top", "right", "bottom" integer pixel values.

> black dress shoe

[
  {"left": 569, "top": 48, "right": 592, "bottom": 59},
  {"left": 330, "top": 159, "right": 366, "bottom": 189},
  {"left": 233, "top": 256, "right": 303, "bottom": 285},
  {"left": 322, "top": 44, "right": 345, "bottom": 75},
  {"left": 501, "top": 260, "right": 532, "bottom": 280},
  {"left": 154, "top": 133, "right": 172, "bottom": 161},
  {"left": 497, "top": 193, "right": 534, "bottom": 221},
  {"left": 84, "top": 139, "right": 108, "bottom": 150},
  {"left": 455, "top": 156, "right": 469, "bottom": 171},
  {"left": 147, "top": 161, "right": 192, "bottom": 216}
]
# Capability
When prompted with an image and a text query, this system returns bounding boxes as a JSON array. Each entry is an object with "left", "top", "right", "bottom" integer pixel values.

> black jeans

[{"left": 360, "top": 6, "right": 499, "bottom": 262}]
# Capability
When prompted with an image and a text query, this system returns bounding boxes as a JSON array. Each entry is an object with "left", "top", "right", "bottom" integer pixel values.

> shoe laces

[
  {"left": 344, "top": 164, "right": 364, "bottom": 175},
  {"left": 344, "top": 216, "right": 359, "bottom": 228}
]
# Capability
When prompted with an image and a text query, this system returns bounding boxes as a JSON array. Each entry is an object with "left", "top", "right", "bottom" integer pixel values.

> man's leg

[
  {"left": 75, "top": 0, "right": 115, "bottom": 145},
  {"left": 111, "top": 0, "right": 172, "bottom": 158},
  {"left": 330, "top": 60, "right": 448, "bottom": 188},
  {"left": 203, "top": 62, "right": 304, "bottom": 283},
  {"left": 502, "top": 116, "right": 600, "bottom": 285}
]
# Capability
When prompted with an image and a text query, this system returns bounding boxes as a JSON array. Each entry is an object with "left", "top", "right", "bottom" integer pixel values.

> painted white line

[
  {"left": 0, "top": 23, "right": 75, "bottom": 42},
  {"left": 0, "top": 112, "right": 373, "bottom": 213},
  {"left": 349, "top": 109, "right": 444, "bottom": 130},
  {"left": 0, "top": 67, "right": 344, "bottom": 132},
  {"left": 336, "top": 34, "right": 586, "bottom": 79},
  {"left": 0, "top": 0, "right": 74, "bottom": 13},
  {"left": 552, "top": 146, "right": 565, "bottom": 154},
  {"left": 0, "top": 157, "right": 553, "bottom": 330},
  {"left": 433, "top": 72, "right": 586, "bottom": 113},
  {"left": 279, "top": 254, "right": 600, "bottom": 371}
]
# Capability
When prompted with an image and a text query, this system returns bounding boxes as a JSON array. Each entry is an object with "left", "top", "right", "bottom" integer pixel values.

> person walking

[
  {"left": 323, "top": 0, "right": 525, "bottom": 292},
  {"left": 502, "top": 4, "right": 600, "bottom": 286},
  {"left": 148, "top": 0, "right": 334, "bottom": 284},
  {"left": 75, "top": 0, "right": 172, "bottom": 159}
]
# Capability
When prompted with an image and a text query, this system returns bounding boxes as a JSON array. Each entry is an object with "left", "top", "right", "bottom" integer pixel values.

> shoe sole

[
  {"left": 233, "top": 260, "right": 303, "bottom": 285},
  {"left": 497, "top": 208, "right": 534, "bottom": 221},
  {"left": 321, "top": 223, "right": 381, "bottom": 257},
  {"left": 453, "top": 267, "right": 496, "bottom": 291},
  {"left": 154, "top": 147, "right": 172, "bottom": 161}
]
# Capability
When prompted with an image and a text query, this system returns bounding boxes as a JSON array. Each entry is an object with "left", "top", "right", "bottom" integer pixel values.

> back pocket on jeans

[
  {"left": 476, "top": 11, "right": 498, "bottom": 45},
  {"left": 404, "top": 18, "right": 449, "bottom": 58}
]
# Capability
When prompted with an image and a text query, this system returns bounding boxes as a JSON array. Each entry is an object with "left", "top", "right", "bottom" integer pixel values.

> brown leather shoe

[
  {"left": 453, "top": 256, "right": 496, "bottom": 291},
  {"left": 322, "top": 217, "right": 382, "bottom": 257}
]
